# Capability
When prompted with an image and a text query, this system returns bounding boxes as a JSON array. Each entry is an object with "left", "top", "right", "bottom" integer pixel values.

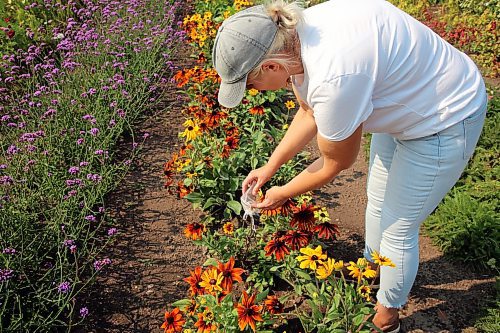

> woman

[{"left": 212, "top": 0, "right": 487, "bottom": 331}]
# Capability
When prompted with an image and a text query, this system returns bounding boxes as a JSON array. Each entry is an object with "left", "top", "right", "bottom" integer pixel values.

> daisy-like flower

[
  {"left": 296, "top": 245, "right": 327, "bottom": 271},
  {"left": 264, "top": 295, "right": 284, "bottom": 314},
  {"left": 248, "top": 88, "right": 259, "bottom": 96},
  {"left": 160, "top": 308, "right": 185, "bottom": 333},
  {"left": 285, "top": 100, "right": 296, "bottom": 110},
  {"left": 217, "top": 257, "right": 245, "bottom": 292},
  {"left": 261, "top": 199, "right": 296, "bottom": 217},
  {"left": 315, "top": 257, "right": 335, "bottom": 280},
  {"left": 199, "top": 268, "right": 224, "bottom": 294},
  {"left": 180, "top": 119, "right": 201, "bottom": 142},
  {"left": 290, "top": 203, "right": 317, "bottom": 231},
  {"left": 264, "top": 238, "right": 290, "bottom": 262},
  {"left": 184, "top": 222, "right": 205, "bottom": 240},
  {"left": 314, "top": 221, "right": 340, "bottom": 240},
  {"left": 222, "top": 221, "right": 234, "bottom": 235},
  {"left": 194, "top": 312, "right": 217, "bottom": 332},
  {"left": 314, "top": 207, "right": 330, "bottom": 222},
  {"left": 249, "top": 105, "right": 265, "bottom": 115},
  {"left": 183, "top": 266, "right": 205, "bottom": 296},
  {"left": 371, "top": 250, "right": 396, "bottom": 267},
  {"left": 347, "top": 258, "right": 377, "bottom": 283},
  {"left": 182, "top": 298, "right": 198, "bottom": 316},
  {"left": 282, "top": 230, "right": 311, "bottom": 251},
  {"left": 358, "top": 285, "right": 372, "bottom": 302},
  {"left": 236, "top": 291, "right": 263, "bottom": 332}
]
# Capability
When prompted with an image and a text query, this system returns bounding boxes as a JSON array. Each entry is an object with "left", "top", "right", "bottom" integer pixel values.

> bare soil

[{"left": 78, "top": 66, "right": 497, "bottom": 333}]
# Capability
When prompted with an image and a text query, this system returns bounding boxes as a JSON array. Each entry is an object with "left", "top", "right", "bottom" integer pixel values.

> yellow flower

[
  {"left": 284, "top": 100, "right": 296, "bottom": 110},
  {"left": 332, "top": 259, "right": 344, "bottom": 272},
  {"left": 282, "top": 124, "right": 289, "bottom": 130},
  {"left": 199, "top": 268, "right": 224, "bottom": 293},
  {"left": 347, "top": 258, "right": 377, "bottom": 281},
  {"left": 297, "top": 245, "right": 327, "bottom": 271},
  {"left": 223, "top": 222, "right": 235, "bottom": 235},
  {"left": 248, "top": 88, "right": 259, "bottom": 96},
  {"left": 316, "top": 258, "right": 336, "bottom": 279},
  {"left": 314, "top": 207, "right": 331, "bottom": 222},
  {"left": 186, "top": 171, "right": 197, "bottom": 178},
  {"left": 358, "top": 285, "right": 372, "bottom": 302},
  {"left": 371, "top": 250, "right": 396, "bottom": 267},
  {"left": 181, "top": 119, "right": 201, "bottom": 142}
]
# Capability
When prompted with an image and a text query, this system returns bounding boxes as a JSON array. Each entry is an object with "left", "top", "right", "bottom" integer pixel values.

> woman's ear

[{"left": 262, "top": 61, "right": 280, "bottom": 72}]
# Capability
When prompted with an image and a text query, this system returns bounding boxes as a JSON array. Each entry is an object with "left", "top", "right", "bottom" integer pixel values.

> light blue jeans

[{"left": 364, "top": 101, "right": 487, "bottom": 308}]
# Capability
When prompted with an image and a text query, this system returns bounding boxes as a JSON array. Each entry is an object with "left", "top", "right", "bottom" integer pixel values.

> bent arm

[{"left": 279, "top": 124, "right": 363, "bottom": 199}]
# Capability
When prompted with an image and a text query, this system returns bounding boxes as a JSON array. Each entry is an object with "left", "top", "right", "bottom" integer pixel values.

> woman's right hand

[{"left": 242, "top": 164, "right": 277, "bottom": 196}]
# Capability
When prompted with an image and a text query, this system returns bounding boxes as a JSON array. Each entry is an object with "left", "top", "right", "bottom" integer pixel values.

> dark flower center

[
  {"left": 311, "top": 255, "right": 318, "bottom": 260},
  {"left": 210, "top": 278, "right": 216, "bottom": 285},
  {"left": 188, "top": 126, "right": 194, "bottom": 131}
]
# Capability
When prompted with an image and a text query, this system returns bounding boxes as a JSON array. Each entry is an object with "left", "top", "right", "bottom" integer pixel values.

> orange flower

[
  {"left": 261, "top": 199, "right": 296, "bottom": 217},
  {"left": 236, "top": 291, "right": 263, "bottom": 332},
  {"left": 249, "top": 105, "right": 265, "bottom": 115},
  {"left": 183, "top": 266, "right": 205, "bottom": 296},
  {"left": 194, "top": 312, "right": 217, "bottom": 332},
  {"left": 177, "top": 181, "right": 192, "bottom": 199},
  {"left": 282, "top": 230, "right": 311, "bottom": 251},
  {"left": 314, "top": 221, "right": 340, "bottom": 240},
  {"left": 217, "top": 257, "right": 245, "bottom": 292},
  {"left": 264, "top": 295, "right": 284, "bottom": 314},
  {"left": 222, "top": 221, "right": 234, "bottom": 235},
  {"left": 184, "top": 222, "right": 205, "bottom": 240},
  {"left": 290, "top": 203, "right": 317, "bottom": 231},
  {"left": 161, "top": 308, "right": 185, "bottom": 332},
  {"left": 264, "top": 238, "right": 290, "bottom": 262}
]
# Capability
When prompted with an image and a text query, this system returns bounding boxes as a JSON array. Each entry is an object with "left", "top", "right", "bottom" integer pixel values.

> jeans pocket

[{"left": 463, "top": 109, "right": 487, "bottom": 160}]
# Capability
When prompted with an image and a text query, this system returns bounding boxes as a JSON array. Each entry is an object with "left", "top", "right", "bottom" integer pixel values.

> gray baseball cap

[{"left": 212, "top": 5, "right": 278, "bottom": 108}]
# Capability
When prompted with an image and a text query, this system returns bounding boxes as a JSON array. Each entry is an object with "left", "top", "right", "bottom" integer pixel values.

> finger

[
  {"left": 252, "top": 179, "right": 264, "bottom": 196},
  {"left": 242, "top": 176, "right": 256, "bottom": 194}
]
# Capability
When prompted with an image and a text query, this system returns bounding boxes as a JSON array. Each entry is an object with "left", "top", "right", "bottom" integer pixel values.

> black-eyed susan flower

[
  {"left": 314, "top": 221, "right": 340, "bottom": 240},
  {"left": 290, "top": 203, "right": 317, "bottom": 231},
  {"left": 371, "top": 250, "right": 396, "bottom": 267},
  {"left": 264, "top": 295, "right": 284, "bottom": 314},
  {"left": 285, "top": 100, "right": 296, "bottom": 110},
  {"left": 236, "top": 291, "right": 263, "bottom": 332},
  {"left": 194, "top": 312, "right": 217, "bottom": 332},
  {"left": 297, "top": 245, "right": 327, "bottom": 271},
  {"left": 282, "top": 229, "right": 311, "bottom": 251},
  {"left": 184, "top": 222, "right": 205, "bottom": 240},
  {"left": 248, "top": 88, "right": 259, "bottom": 96},
  {"left": 217, "top": 256, "right": 245, "bottom": 292},
  {"left": 358, "top": 285, "right": 372, "bottom": 302},
  {"left": 222, "top": 221, "right": 234, "bottom": 235},
  {"left": 160, "top": 307, "right": 185, "bottom": 333},
  {"left": 249, "top": 105, "right": 265, "bottom": 115},
  {"left": 314, "top": 207, "right": 330, "bottom": 222},
  {"left": 183, "top": 266, "right": 205, "bottom": 296},
  {"left": 264, "top": 238, "right": 290, "bottom": 262},
  {"left": 347, "top": 258, "right": 377, "bottom": 283},
  {"left": 199, "top": 268, "right": 224, "bottom": 294},
  {"left": 181, "top": 119, "right": 201, "bottom": 142}
]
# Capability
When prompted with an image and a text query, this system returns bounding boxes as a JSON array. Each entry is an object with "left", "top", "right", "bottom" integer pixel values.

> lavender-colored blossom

[
  {"left": 76, "top": 138, "right": 84, "bottom": 145},
  {"left": 79, "top": 307, "right": 89, "bottom": 318},
  {"left": 79, "top": 161, "right": 89, "bottom": 167},
  {"left": 85, "top": 215, "right": 96, "bottom": 222},
  {"left": 93, "top": 258, "right": 111, "bottom": 271},
  {"left": 2, "top": 248, "right": 16, "bottom": 255},
  {"left": 0, "top": 268, "right": 14, "bottom": 282},
  {"left": 107, "top": 228, "right": 117, "bottom": 236},
  {"left": 86, "top": 173, "right": 102, "bottom": 183},
  {"left": 68, "top": 166, "right": 80, "bottom": 174},
  {"left": 89, "top": 128, "right": 99, "bottom": 136},
  {"left": 6, "top": 145, "right": 19, "bottom": 155},
  {"left": 57, "top": 281, "right": 71, "bottom": 293},
  {"left": 0, "top": 164, "right": 7, "bottom": 170},
  {"left": 0, "top": 176, "right": 14, "bottom": 185}
]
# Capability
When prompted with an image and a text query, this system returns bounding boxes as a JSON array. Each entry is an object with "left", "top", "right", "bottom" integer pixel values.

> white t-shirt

[{"left": 293, "top": 0, "right": 486, "bottom": 141}]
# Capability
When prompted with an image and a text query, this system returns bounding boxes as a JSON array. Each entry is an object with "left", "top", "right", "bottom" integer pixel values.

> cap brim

[{"left": 218, "top": 76, "right": 247, "bottom": 108}]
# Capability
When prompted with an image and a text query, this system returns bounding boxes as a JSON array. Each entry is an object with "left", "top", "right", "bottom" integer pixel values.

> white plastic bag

[{"left": 240, "top": 182, "right": 260, "bottom": 232}]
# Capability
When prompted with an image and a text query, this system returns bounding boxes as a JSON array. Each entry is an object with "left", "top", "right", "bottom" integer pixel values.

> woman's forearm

[
  {"left": 267, "top": 107, "right": 317, "bottom": 172},
  {"left": 280, "top": 156, "right": 342, "bottom": 199}
]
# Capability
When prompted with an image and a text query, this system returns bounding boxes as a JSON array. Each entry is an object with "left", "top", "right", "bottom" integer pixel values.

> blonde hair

[{"left": 248, "top": 0, "right": 304, "bottom": 81}]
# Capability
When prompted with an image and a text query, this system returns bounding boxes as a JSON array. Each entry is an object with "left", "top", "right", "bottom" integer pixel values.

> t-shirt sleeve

[{"left": 310, "top": 73, "right": 374, "bottom": 141}]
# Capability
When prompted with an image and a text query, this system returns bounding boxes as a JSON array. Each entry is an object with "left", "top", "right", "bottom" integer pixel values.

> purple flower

[
  {"left": 0, "top": 268, "right": 14, "bottom": 282},
  {"left": 76, "top": 138, "right": 84, "bottom": 145},
  {"left": 93, "top": 258, "right": 111, "bottom": 271},
  {"left": 85, "top": 215, "right": 96, "bottom": 222},
  {"left": 2, "top": 248, "right": 16, "bottom": 255},
  {"left": 86, "top": 173, "right": 102, "bottom": 183},
  {"left": 79, "top": 161, "right": 89, "bottom": 167},
  {"left": 0, "top": 164, "right": 7, "bottom": 169},
  {"left": 0, "top": 176, "right": 14, "bottom": 185},
  {"left": 57, "top": 281, "right": 71, "bottom": 293},
  {"left": 89, "top": 128, "right": 99, "bottom": 136},
  {"left": 68, "top": 166, "right": 80, "bottom": 174},
  {"left": 107, "top": 228, "right": 117, "bottom": 236},
  {"left": 80, "top": 307, "right": 89, "bottom": 318},
  {"left": 6, "top": 145, "right": 19, "bottom": 155}
]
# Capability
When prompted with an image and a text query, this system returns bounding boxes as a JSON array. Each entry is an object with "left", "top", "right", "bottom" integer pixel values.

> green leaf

[
  {"left": 256, "top": 289, "right": 269, "bottom": 303},
  {"left": 227, "top": 200, "right": 242, "bottom": 215},
  {"left": 203, "top": 258, "right": 218, "bottom": 267},
  {"left": 203, "top": 197, "right": 219, "bottom": 210},
  {"left": 171, "top": 299, "right": 191, "bottom": 307},
  {"left": 294, "top": 269, "right": 312, "bottom": 281},
  {"left": 185, "top": 192, "right": 203, "bottom": 203},
  {"left": 183, "top": 177, "right": 192, "bottom": 187}
]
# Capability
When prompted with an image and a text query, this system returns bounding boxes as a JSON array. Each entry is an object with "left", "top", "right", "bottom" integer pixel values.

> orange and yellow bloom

[{"left": 236, "top": 291, "right": 263, "bottom": 332}]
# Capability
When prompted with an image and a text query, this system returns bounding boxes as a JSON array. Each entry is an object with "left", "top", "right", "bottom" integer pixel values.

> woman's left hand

[{"left": 252, "top": 186, "right": 289, "bottom": 210}]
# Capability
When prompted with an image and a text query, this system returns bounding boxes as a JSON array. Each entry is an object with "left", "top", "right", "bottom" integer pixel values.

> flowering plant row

[
  {"left": 161, "top": 1, "right": 395, "bottom": 332},
  {"left": 0, "top": 0, "right": 184, "bottom": 330}
]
